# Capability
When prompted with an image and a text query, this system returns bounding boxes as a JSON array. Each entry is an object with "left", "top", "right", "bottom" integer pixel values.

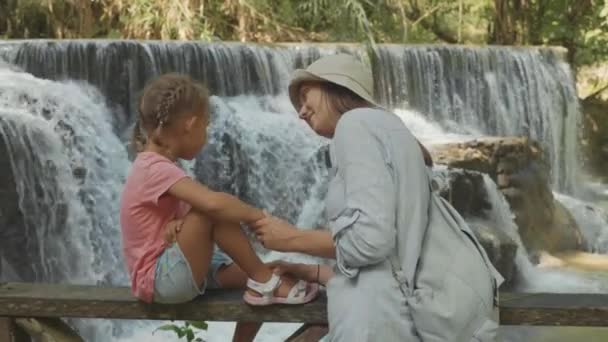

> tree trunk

[
  {"left": 492, "top": 0, "right": 516, "bottom": 44},
  {"left": 237, "top": 0, "right": 250, "bottom": 42}
]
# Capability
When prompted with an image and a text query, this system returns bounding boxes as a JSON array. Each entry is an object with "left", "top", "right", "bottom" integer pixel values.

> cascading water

[
  {"left": 0, "top": 41, "right": 579, "bottom": 194},
  {"left": 555, "top": 193, "right": 608, "bottom": 254},
  {"left": 479, "top": 175, "right": 608, "bottom": 294},
  {"left": 374, "top": 46, "right": 581, "bottom": 193},
  {"left": 0, "top": 40, "right": 606, "bottom": 340},
  {"left": 0, "top": 67, "right": 136, "bottom": 339},
  {"left": 0, "top": 67, "right": 128, "bottom": 286}
]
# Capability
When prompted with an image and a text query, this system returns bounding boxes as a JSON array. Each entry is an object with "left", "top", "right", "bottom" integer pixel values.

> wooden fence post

[{"left": 0, "top": 317, "right": 30, "bottom": 342}]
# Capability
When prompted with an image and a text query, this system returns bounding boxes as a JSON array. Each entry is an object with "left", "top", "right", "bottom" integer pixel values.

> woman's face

[{"left": 298, "top": 83, "right": 340, "bottom": 138}]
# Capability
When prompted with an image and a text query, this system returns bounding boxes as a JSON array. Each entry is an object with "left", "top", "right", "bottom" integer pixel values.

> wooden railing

[{"left": 1, "top": 282, "right": 607, "bottom": 341}]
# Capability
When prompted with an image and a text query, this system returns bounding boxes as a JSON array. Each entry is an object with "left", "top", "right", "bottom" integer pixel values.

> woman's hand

[
  {"left": 250, "top": 214, "right": 299, "bottom": 252},
  {"left": 268, "top": 261, "right": 334, "bottom": 285},
  {"left": 163, "top": 219, "right": 183, "bottom": 244},
  {"left": 267, "top": 261, "right": 318, "bottom": 283}
]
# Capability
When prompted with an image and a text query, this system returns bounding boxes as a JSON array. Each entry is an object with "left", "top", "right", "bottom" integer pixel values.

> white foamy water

[
  {"left": 555, "top": 192, "right": 608, "bottom": 253},
  {"left": 0, "top": 68, "right": 129, "bottom": 286},
  {"left": 394, "top": 108, "right": 482, "bottom": 146}
]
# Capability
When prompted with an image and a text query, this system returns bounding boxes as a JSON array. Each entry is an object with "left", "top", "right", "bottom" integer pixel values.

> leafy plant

[
  {"left": 154, "top": 320, "right": 209, "bottom": 342},
  {"left": 2, "top": 0, "right": 608, "bottom": 70}
]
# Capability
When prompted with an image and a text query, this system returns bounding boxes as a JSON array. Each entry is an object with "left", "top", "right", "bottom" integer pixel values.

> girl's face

[
  {"left": 178, "top": 110, "right": 209, "bottom": 160},
  {"left": 298, "top": 83, "right": 340, "bottom": 138}
]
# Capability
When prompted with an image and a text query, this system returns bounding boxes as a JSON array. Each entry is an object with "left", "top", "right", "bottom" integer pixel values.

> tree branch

[
  {"left": 584, "top": 83, "right": 608, "bottom": 101},
  {"left": 403, "top": 4, "right": 458, "bottom": 43}
]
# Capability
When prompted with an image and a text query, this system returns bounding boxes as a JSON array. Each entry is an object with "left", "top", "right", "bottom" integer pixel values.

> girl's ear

[{"left": 184, "top": 115, "right": 197, "bottom": 132}]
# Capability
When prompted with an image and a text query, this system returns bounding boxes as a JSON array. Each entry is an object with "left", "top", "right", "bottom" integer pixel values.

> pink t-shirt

[{"left": 120, "top": 152, "right": 191, "bottom": 302}]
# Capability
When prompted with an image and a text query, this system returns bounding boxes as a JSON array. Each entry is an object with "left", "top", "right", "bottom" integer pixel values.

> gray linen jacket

[{"left": 324, "top": 108, "right": 501, "bottom": 342}]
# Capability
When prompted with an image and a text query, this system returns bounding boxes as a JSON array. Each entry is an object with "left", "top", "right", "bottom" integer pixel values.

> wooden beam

[
  {"left": 14, "top": 317, "right": 84, "bottom": 342},
  {"left": 0, "top": 282, "right": 327, "bottom": 323},
  {"left": 1, "top": 283, "right": 608, "bottom": 327},
  {"left": 285, "top": 324, "right": 329, "bottom": 342},
  {"left": 499, "top": 292, "right": 608, "bottom": 326}
]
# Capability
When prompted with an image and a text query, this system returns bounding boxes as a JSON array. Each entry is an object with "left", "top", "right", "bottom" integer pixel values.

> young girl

[{"left": 119, "top": 73, "right": 318, "bottom": 313}]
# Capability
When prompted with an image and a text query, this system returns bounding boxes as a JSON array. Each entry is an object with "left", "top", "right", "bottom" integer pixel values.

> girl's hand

[
  {"left": 250, "top": 214, "right": 299, "bottom": 252},
  {"left": 163, "top": 219, "right": 183, "bottom": 244}
]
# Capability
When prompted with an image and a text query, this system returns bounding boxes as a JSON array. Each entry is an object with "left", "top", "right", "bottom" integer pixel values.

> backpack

[{"left": 390, "top": 172, "right": 504, "bottom": 342}]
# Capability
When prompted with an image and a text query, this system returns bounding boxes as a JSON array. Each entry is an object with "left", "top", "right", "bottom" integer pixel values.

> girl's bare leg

[
  {"left": 176, "top": 209, "right": 311, "bottom": 298},
  {"left": 212, "top": 220, "right": 305, "bottom": 298},
  {"left": 174, "top": 210, "right": 215, "bottom": 286},
  {"left": 175, "top": 212, "right": 264, "bottom": 342}
]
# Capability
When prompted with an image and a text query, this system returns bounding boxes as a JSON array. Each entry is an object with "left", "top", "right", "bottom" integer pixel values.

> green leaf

[
  {"left": 186, "top": 330, "right": 195, "bottom": 342},
  {"left": 154, "top": 324, "right": 182, "bottom": 335},
  {"left": 584, "top": 29, "right": 603, "bottom": 42},
  {"left": 187, "top": 321, "right": 209, "bottom": 330}
]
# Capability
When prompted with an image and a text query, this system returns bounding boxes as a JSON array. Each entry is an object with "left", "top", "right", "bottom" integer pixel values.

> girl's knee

[{"left": 183, "top": 209, "right": 213, "bottom": 227}]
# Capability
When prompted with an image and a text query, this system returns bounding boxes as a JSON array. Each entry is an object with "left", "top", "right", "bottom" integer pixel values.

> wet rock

[
  {"left": 0, "top": 127, "right": 40, "bottom": 281},
  {"left": 582, "top": 98, "right": 608, "bottom": 181},
  {"left": 468, "top": 220, "right": 517, "bottom": 286},
  {"left": 433, "top": 168, "right": 517, "bottom": 284},
  {"left": 431, "top": 137, "right": 585, "bottom": 255},
  {"left": 437, "top": 169, "right": 491, "bottom": 217}
]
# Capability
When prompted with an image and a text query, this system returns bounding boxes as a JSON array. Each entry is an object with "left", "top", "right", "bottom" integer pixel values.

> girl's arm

[{"left": 168, "top": 177, "right": 264, "bottom": 223}]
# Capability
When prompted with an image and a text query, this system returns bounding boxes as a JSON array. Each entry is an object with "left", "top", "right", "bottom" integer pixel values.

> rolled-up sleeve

[{"left": 330, "top": 115, "right": 396, "bottom": 278}]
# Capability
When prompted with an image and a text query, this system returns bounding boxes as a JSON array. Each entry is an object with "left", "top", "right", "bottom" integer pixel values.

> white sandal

[{"left": 243, "top": 273, "right": 319, "bottom": 306}]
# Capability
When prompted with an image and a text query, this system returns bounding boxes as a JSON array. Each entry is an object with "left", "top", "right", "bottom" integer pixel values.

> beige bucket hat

[{"left": 288, "top": 53, "right": 379, "bottom": 111}]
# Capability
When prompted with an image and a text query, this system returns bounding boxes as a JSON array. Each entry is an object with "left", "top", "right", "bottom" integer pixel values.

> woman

[{"left": 252, "top": 54, "right": 503, "bottom": 341}]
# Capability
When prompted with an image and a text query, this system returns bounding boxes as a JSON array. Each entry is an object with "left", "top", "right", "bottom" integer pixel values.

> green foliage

[
  {"left": 518, "top": 0, "right": 608, "bottom": 67},
  {"left": 154, "top": 320, "right": 208, "bottom": 342},
  {"left": 1, "top": 0, "right": 607, "bottom": 67}
]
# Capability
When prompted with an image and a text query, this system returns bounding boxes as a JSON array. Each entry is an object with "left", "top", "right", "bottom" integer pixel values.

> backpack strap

[{"left": 388, "top": 168, "right": 436, "bottom": 298}]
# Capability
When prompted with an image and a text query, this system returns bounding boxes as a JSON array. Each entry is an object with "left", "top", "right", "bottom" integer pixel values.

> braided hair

[{"left": 132, "top": 73, "right": 209, "bottom": 153}]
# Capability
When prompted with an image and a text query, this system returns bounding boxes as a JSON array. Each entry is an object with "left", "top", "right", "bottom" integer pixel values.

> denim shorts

[{"left": 153, "top": 243, "right": 233, "bottom": 304}]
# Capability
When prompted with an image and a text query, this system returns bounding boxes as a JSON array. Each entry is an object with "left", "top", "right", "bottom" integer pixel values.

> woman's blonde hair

[
  {"left": 317, "top": 81, "right": 373, "bottom": 115},
  {"left": 317, "top": 81, "right": 433, "bottom": 167},
  {"left": 132, "top": 73, "right": 209, "bottom": 152}
]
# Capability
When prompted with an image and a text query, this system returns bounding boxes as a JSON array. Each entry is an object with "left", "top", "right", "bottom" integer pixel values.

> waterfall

[
  {"left": 196, "top": 95, "right": 329, "bottom": 262},
  {"left": 0, "top": 40, "right": 594, "bottom": 340},
  {"left": 0, "top": 41, "right": 579, "bottom": 194},
  {"left": 374, "top": 46, "right": 580, "bottom": 193},
  {"left": 0, "top": 67, "right": 129, "bottom": 286}
]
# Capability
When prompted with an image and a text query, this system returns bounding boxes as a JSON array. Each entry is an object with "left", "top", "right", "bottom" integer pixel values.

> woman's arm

[
  {"left": 288, "top": 229, "right": 336, "bottom": 259},
  {"left": 328, "top": 113, "right": 398, "bottom": 277},
  {"left": 271, "top": 262, "right": 334, "bottom": 286},
  {"left": 168, "top": 178, "right": 264, "bottom": 223},
  {"left": 251, "top": 216, "right": 336, "bottom": 259}
]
